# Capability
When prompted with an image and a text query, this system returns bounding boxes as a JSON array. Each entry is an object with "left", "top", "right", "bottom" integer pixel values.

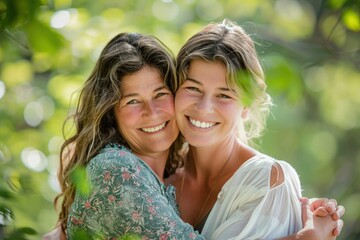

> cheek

[
  {"left": 157, "top": 97, "right": 175, "bottom": 116},
  {"left": 162, "top": 97, "right": 175, "bottom": 115},
  {"left": 175, "top": 91, "right": 191, "bottom": 112},
  {"left": 115, "top": 107, "right": 141, "bottom": 130},
  {"left": 218, "top": 102, "right": 243, "bottom": 120}
]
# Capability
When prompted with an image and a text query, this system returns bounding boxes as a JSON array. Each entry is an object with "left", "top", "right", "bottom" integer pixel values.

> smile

[
  {"left": 189, "top": 117, "right": 217, "bottom": 129},
  {"left": 141, "top": 122, "right": 167, "bottom": 133}
]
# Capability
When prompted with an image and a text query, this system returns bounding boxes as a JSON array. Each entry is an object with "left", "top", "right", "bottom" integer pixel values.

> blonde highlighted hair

[{"left": 176, "top": 19, "right": 272, "bottom": 143}]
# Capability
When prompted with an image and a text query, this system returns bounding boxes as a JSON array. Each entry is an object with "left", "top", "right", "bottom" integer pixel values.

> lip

[
  {"left": 139, "top": 121, "right": 169, "bottom": 133},
  {"left": 186, "top": 116, "right": 218, "bottom": 129}
]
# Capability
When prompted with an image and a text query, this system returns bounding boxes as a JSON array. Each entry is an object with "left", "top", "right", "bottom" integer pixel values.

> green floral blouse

[{"left": 67, "top": 143, "right": 203, "bottom": 240}]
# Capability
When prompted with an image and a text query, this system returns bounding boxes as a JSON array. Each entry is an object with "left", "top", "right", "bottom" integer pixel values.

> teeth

[
  {"left": 189, "top": 118, "right": 216, "bottom": 129},
  {"left": 141, "top": 122, "right": 166, "bottom": 133}
]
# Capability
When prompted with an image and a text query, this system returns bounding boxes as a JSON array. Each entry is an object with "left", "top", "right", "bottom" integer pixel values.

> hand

[
  {"left": 42, "top": 225, "right": 66, "bottom": 240},
  {"left": 298, "top": 198, "right": 340, "bottom": 240},
  {"left": 308, "top": 198, "right": 345, "bottom": 236}
]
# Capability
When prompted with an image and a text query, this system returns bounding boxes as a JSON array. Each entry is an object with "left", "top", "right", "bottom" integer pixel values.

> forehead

[
  {"left": 121, "top": 65, "right": 164, "bottom": 92},
  {"left": 187, "top": 59, "right": 227, "bottom": 85}
]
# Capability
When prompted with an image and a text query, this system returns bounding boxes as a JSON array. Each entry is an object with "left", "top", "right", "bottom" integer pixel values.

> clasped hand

[{"left": 300, "top": 197, "right": 345, "bottom": 240}]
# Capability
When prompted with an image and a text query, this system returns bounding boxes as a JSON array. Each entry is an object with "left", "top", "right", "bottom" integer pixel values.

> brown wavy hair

[{"left": 54, "top": 32, "right": 183, "bottom": 233}]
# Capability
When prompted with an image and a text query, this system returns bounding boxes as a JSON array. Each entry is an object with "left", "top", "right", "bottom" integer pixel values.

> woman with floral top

[
  {"left": 54, "top": 32, "right": 202, "bottom": 239},
  {"left": 45, "top": 31, "right": 344, "bottom": 240}
]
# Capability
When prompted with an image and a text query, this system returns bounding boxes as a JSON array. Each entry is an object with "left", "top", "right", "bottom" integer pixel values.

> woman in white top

[{"left": 167, "top": 19, "right": 344, "bottom": 239}]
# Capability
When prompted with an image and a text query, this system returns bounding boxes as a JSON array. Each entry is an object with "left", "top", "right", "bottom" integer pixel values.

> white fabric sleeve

[{"left": 205, "top": 160, "right": 303, "bottom": 240}]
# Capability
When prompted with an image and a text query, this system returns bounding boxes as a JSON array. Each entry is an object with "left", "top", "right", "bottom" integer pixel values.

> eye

[
  {"left": 218, "top": 94, "right": 232, "bottom": 99},
  {"left": 126, "top": 99, "right": 140, "bottom": 105},
  {"left": 186, "top": 86, "right": 201, "bottom": 92},
  {"left": 155, "top": 92, "right": 170, "bottom": 99}
]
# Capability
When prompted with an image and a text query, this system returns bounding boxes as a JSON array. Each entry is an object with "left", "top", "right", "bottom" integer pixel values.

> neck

[
  {"left": 134, "top": 151, "right": 169, "bottom": 182},
  {"left": 186, "top": 137, "right": 238, "bottom": 183}
]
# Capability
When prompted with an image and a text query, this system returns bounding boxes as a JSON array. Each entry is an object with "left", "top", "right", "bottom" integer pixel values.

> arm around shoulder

[{"left": 68, "top": 149, "right": 204, "bottom": 239}]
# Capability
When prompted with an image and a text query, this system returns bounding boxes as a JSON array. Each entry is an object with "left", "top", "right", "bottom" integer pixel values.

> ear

[{"left": 241, "top": 108, "right": 249, "bottom": 119}]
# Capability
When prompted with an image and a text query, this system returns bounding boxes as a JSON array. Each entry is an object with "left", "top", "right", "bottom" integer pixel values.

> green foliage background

[{"left": 0, "top": 0, "right": 359, "bottom": 239}]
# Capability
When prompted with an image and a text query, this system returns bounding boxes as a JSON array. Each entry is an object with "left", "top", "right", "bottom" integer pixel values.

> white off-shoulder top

[{"left": 202, "top": 154, "right": 303, "bottom": 240}]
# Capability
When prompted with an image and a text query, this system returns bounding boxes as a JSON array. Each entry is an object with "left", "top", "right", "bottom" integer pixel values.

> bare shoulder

[
  {"left": 270, "top": 162, "right": 285, "bottom": 188},
  {"left": 237, "top": 143, "right": 259, "bottom": 162},
  {"left": 238, "top": 143, "right": 286, "bottom": 188}
]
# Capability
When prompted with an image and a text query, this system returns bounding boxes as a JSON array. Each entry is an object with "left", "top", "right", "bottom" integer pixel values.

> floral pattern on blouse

[{"left": 67, "top": 143, "right": 203, "bottom": 240}]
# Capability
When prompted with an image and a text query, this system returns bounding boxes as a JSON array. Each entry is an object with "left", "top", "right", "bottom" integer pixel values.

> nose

[
  {"left": 143, "top": 101, "right": 159, "bottom": 117},
  {"left": 195, "top": 95, "right": 214, "bottom": 113}
]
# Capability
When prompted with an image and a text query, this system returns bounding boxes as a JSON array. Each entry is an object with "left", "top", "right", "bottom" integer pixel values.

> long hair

[
  {"left": 55, "top": 32, "right": 183, "bottom": 232},
  {"left": 176, "top": 19, "right": 272, "bottom": 143}
]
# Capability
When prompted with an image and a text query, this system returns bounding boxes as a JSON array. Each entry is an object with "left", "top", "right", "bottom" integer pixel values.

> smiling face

[
  {"left": 175, "top": 59, "right": 247, "bottom": 147},
  {"left": 114, "top": 65, "right": 179, "bottom": 156}
]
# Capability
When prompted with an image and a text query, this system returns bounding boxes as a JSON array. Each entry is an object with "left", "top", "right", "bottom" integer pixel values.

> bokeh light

[
  {"left": 48, "top": 136, "right": 63, "bottom": 154},
  {"left": 308, "top": 131, "right": 338, "bottom": 164},
  {"left": 38, "top": 96, "right": 55, "bottom": 120},
  {"left": 152, "top": 0, "right": 179, "bottom": 21},
  {"left": 48, "top": 173, "right": 61, "bottom": 193},
  {"left": 0, "top": 80, "right": 5, "bottom": 99},
  {"left": 195, "top": 0, "right": 223, "bottom": 21},
  {"left": 1, "top": 61, "right": 33, "bottom": 87},
  {"left": 304, "top": 66, "right": 329, "bottom": 92},
  {"left": 46, "top": 154, "right": 59, "bottom": 175},
  {"left": 51, "top": 10, "right": 71, "bottom": 29},
  {"left": 24, "top": 101, "right": 44, "bottom": 127},
  {"left": 275, "top": 0, "right": 302, "bottom": 20},
  {"left": 21, "top": 147, "right": 47, "bottom": 172}
]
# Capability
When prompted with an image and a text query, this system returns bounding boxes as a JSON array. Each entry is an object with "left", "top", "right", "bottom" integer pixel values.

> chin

[{"left": 148, "top": 146, "right": 171, "bottom": 154}]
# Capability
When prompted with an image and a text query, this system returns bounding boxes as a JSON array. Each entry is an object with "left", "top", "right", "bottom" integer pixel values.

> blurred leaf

[
  {"left": 342, "top": 8, "right": 360, "bottom": 31},
  {"left": 235, "top": 70, "right": 257, "bottom": 107},
  {"left": 0, "top": 204, "right": 14, "bottom": 221},
  {"left": 6, "top": 173, "right": 34, "bottom": 193},
  {"left": 15, "top": 227, "right": 37, "bottom": 235},
  {"left": 4, "top": 227, "right": 37, "bottom": 240},
  {"left": 23, "top": 19, "right": 66, "bottom": 54},
  {"left": 263, "top": 54, "right": 303, "bottom": 103},
  {"left": 329, "top": 0, "right": 347, "bottom": 9},
  {"left": 72, "top": 228, "right": 99, "bottom": 240},
  {"left": 0, "top": 0, "right": 41, "bottom": 30},
  {"left": 6, "top": 175, "right": 21, "bottom": 192},
  {"left": 120, "top": 234, "right": 141, "bottom": 240},
  {"left": 71, "top": 166, "right": 91, "bottom": 196},
  {"left": 18, "top": 174, "right": 35, "bottom": 193},
  {"left": 0, "top": 187, "right": 14, "bottom": 200}
]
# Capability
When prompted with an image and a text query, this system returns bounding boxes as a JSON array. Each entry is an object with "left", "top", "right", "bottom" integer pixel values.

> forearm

[{"left": 78, "top": 153, "right": 204, "bottom": 239}]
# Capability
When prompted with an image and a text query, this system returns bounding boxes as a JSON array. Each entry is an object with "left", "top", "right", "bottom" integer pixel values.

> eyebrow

[
  {"left": 122, "top": 85, "right": 168, "bottom": 98},
  {"left": 186, "top": 77, "right": 234, "bottom": 92}
]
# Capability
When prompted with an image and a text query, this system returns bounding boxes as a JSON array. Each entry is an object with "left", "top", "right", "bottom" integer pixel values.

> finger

[
  {"left": 313, "top": 206, "right": 329, "bottom": 217},
  {"left": 323, "top": 199, "right": 337, "bottom": 214},
  {"left": 42, "top": 226, "right": 63, "bottom": 240},
  {"left": 324, "top": 201, "right": 336, "bottom": 214},
  {"left": 326, "top": 198, "right": 338, "bottom": 207},
  {"left": 300, "top": 197, "right": 311, "bottom": 226},
  {"left": 332, "top": 219, "right": 344, "bottom": 236},
  {"left": 332, "top": 205, "right": 346, "bottom": 221},
  {"left": 309, "top": 198, "right": 328, "bottom": 212},
  {"left": 300, "top": 197, "right": 309, "bottom": 204}
]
